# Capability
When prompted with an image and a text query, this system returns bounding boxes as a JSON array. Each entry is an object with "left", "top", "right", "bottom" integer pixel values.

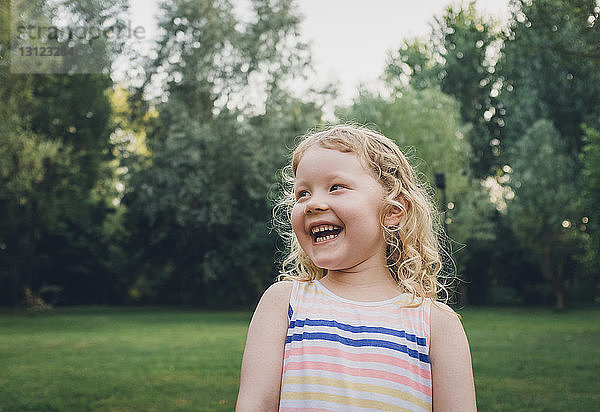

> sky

[{"left": 128, "top": 0, "right": 510, "bottom": 103}]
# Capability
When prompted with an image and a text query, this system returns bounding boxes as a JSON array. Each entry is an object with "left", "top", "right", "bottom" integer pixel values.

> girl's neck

[{"left": 319, "top": 266, "right": 403, "bottom": 302}]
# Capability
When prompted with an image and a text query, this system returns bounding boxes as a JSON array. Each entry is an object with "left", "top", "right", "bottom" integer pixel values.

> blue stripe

[
  {"left": 289, "top": 318, "right": 427, "bottom": 347},
  {"left": 288, "top": 304, "right": 293, "bottom": 320},
  {"left": 285, "top": 332, "right": 430, "bottom": 364}
]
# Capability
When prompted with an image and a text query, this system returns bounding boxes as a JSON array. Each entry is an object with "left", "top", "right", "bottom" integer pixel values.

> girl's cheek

[{"left": 290, "top": 205, "right": 304, "bottom": 235}]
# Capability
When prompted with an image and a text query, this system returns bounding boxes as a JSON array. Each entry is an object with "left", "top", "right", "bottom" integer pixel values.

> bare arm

[
  {"left": 236, "top": 281, "right": 292, "bottom": 412},
  {"left": 430, "top": 302, "right": 477, "bottom": 411}
]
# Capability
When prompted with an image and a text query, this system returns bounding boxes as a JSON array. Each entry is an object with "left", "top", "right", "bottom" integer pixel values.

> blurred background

[{"left": 1, "top": 0, "right": 599, "bottom": 310}]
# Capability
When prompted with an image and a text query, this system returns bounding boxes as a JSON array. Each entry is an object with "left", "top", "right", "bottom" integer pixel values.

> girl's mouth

[{"left": 310, "top": 224, "right": 343, "bottom": 243}]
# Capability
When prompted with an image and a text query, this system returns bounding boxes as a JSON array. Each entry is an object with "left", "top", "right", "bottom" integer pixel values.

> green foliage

[
  {"left": 123, "top": 0, "right": 322, "bottom": 306},
  {"left": 124, "top": 96, "right": 323, "bottom": 305},
  {"left": 0, "top": 109, "right": 70, "bottom": 304},
  {"left": 139, "top": 0, "right": 310, "bottom": 117},
  {"left": 509, "top": 120, "right": 578, "bottom": 231},
  {"left": 382, "top": 0, "right": 600, "bottom": 305},
  {"left": 384, "top": 38, "right": 440, "bottom": 91},
  {"left": 0, "top": 116, "right": 64, "bottom": 200},
  {"left": 386, "top": 2, "right": 503, "bottom": 176},
  {"left": 7, "top": 0, "right": 127, "bottom": 74},
  {"left": 124, "top": 111, "right": 272, "bottom": 305},
  {"left": 496, "top": 0, "right": 600, "bottom": 306},
  {"left": 1, "top": 0, "right": 597, "bottom": 307},
  {"left": 433, "top": 3, "right": 503, "bottom": 176},
  {"left": 508, "top": 120, "right": 586, "bottom": 308},
  {"left": 0, "top": 0, "right": 127, "bottom": 306},
  {"left": 581, "top": 121, "right": 600, "bottom": 271},
  {"left": 499, "top": 0, "right": 600, "bottom": 155}
]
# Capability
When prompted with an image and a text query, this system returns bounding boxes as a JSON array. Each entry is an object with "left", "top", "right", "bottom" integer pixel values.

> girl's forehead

[
  {"left": 294, "top": 147, "right": 381, "bottom": 185},
  {"left": 295, "top": 146, "right": 362, "bottom": 171},
  {"left": 295, "top": 142, "right": 354, "bottom": 166}
]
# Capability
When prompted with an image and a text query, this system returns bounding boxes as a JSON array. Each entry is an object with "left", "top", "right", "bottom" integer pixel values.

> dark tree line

[{"left": 1, "top": 0, "right": 599, "bottom": 309}]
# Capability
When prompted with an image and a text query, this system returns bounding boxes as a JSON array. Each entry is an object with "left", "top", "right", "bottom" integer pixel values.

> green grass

[
  {"left": 1, "top": 306, "right": 599, "bottom": 411},
  {"left": 0, "top": 307, "right": 251, "bottom": 411},
  {"left": 459, "top": 306, "right": 600, "bottom": 411}
]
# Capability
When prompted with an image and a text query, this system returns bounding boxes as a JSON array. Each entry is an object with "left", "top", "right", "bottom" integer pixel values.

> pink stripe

[
  {"left": 284, "top": 360, "right": 432, "bottom": 396},
  {"left": 297, "top": 297, "right": 423, "bottom": 325},
  {"left": 299, "top": 286, "right": 425, "bottom": 314},
  {"left": 300, "top": 287, "right": 417, "bottom": 314},
  {"left": 280, "top": 408, "right": 338, "bottom": 412},
  {"left": 306, "top": 281, "right": 426, "bottom": 306},
  {"left": 284, "top": 346, "right": 431, "bottom": 380}
]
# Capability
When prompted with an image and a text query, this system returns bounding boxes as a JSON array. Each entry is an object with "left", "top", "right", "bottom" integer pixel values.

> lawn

[
  {"left": 461, "top": 306, "right": 600, "bottom": 411},
  {"left": 0, "top": 307, "right": 250, "bottom": 411},
  {"left": 1, "top": 306, "right": 599, "bottom": 411}
]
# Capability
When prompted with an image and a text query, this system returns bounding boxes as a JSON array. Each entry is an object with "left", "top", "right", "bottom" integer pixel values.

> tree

[
  {"left": 385, "top": 2, "right": 504, "bottom": 177},
  {"left": 508, "top": 120, "right": 585, "bottom": 309},
  {"left": 498, "top": 0, "right": 600, "bottom": 156},
  {"left": 580, "top": 121, "right": 600, "bottom": 289},
  {"left": 123, "top": 0, "right": 323, "bottom": 306},
  {"left": 497, "top": 0, "right": 599, "bottom": 306},
  {"left": 0, "top": 107, "right": 67, "bottom": 305},
  {"left": 0, "top": 0, "right": 126, "bottom": 305}
]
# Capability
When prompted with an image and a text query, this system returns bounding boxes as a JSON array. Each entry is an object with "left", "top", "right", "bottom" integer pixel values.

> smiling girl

[{"left": 236, "top": 125, "right": 476, "bottom": 411}]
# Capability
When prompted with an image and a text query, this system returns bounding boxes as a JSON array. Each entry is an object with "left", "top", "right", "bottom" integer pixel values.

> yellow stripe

[
  {"left": 281, "top": 391, "right": 417, "bottom": 412},
  {"left": 282, "top": 376, "right": 431, "bottom": 411}
]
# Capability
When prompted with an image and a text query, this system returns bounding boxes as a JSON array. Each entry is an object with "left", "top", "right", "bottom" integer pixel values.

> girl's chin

[
  {"left": 311, "top": 259, "right": 346, "bottom": 272},
  {"left": 309, "top": 259, "right": 337, "bottom": 270}
]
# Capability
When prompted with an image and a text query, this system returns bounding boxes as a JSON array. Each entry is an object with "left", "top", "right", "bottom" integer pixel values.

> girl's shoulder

[
  {"left": 429, "top": 301, "right": 476, "bottom": 410},
  {"left": 237, "top": 281, "right": 294, "bottom": 409},
  {"left": 430, "top": 301, "right": 468, "bottom": 353},
  {"left": 257, "top": 280, "right": 294, "bottom": 311},
  {"left": 430, "top": 301, "right": 460, "bottom": 324}
]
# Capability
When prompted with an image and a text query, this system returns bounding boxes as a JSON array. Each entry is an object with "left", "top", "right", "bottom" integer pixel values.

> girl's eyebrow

[
  {"left": 327, "top": 173, "right": 357, "bottom": 185},
  {"left": 293, "top": 179, "right": 307, "bottom": 189},
  {"left": 294, "top": 173, "right": 356, "bottom": 189}
]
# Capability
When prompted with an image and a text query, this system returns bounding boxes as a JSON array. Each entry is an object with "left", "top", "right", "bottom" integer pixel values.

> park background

[{"left": 1, "top": 0, "right": 599, "bottom": 410}]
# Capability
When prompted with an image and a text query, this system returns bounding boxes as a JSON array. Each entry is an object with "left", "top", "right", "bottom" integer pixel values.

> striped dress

[{"left": 279, "top": 280, "right": 432, "bottom": 412}]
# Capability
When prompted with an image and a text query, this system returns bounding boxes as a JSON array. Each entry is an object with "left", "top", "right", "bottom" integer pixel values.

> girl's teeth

[
  {"left": 312, "top": 225, "right": 337, "bottom": 234},
  {"left": 315, "top": 234, "right": 337, "bottom": 243}
]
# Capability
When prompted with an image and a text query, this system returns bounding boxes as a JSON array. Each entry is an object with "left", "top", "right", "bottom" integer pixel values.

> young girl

[{"left": 236, "top": 125, "right": 476, "bottom": 411}]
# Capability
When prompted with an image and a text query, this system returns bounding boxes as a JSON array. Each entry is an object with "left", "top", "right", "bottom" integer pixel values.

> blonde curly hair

[{"left": 274, "top": 124, "right": 448, "bottom": 303}]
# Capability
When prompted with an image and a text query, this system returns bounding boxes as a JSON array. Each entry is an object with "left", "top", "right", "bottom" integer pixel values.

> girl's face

[{"left": 292, "top": 146, "right": 394, "bottom": 273}]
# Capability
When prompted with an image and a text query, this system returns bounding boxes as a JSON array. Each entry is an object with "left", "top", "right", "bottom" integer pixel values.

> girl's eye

[
  {"left": 330, "top": 184, "right": 345, "bottom": 192},
  {"left": 295, "top": 190, "right": 309, "bottom": 200}
]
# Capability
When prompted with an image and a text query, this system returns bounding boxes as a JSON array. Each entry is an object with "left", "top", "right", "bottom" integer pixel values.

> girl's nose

[{"left": 304, "top": 196, "right": 328, "bottom": 215}]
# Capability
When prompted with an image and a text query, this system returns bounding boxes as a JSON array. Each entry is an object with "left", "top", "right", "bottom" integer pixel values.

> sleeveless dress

[{"left": 279, "top": 280, "right": 433, "bottom": 412}]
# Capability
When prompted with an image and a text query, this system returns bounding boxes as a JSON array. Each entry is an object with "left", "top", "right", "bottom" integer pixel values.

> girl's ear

[
  {"left": 384, "top": 206, "right": 403, "bottom": 226},
  {"left": 383, "top": 197, "right": 407, "bottom": 226}
]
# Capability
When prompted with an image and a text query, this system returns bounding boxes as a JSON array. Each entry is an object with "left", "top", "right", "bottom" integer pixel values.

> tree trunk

[
  {"left": 540, "top": 244, "right": 566, "bottom": 310},
  {"left": 555, "top": 288, "right": 566, "bottom": 311},
  {"left": 554, "top": 260, "right": 566, "bottom": 311}
]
